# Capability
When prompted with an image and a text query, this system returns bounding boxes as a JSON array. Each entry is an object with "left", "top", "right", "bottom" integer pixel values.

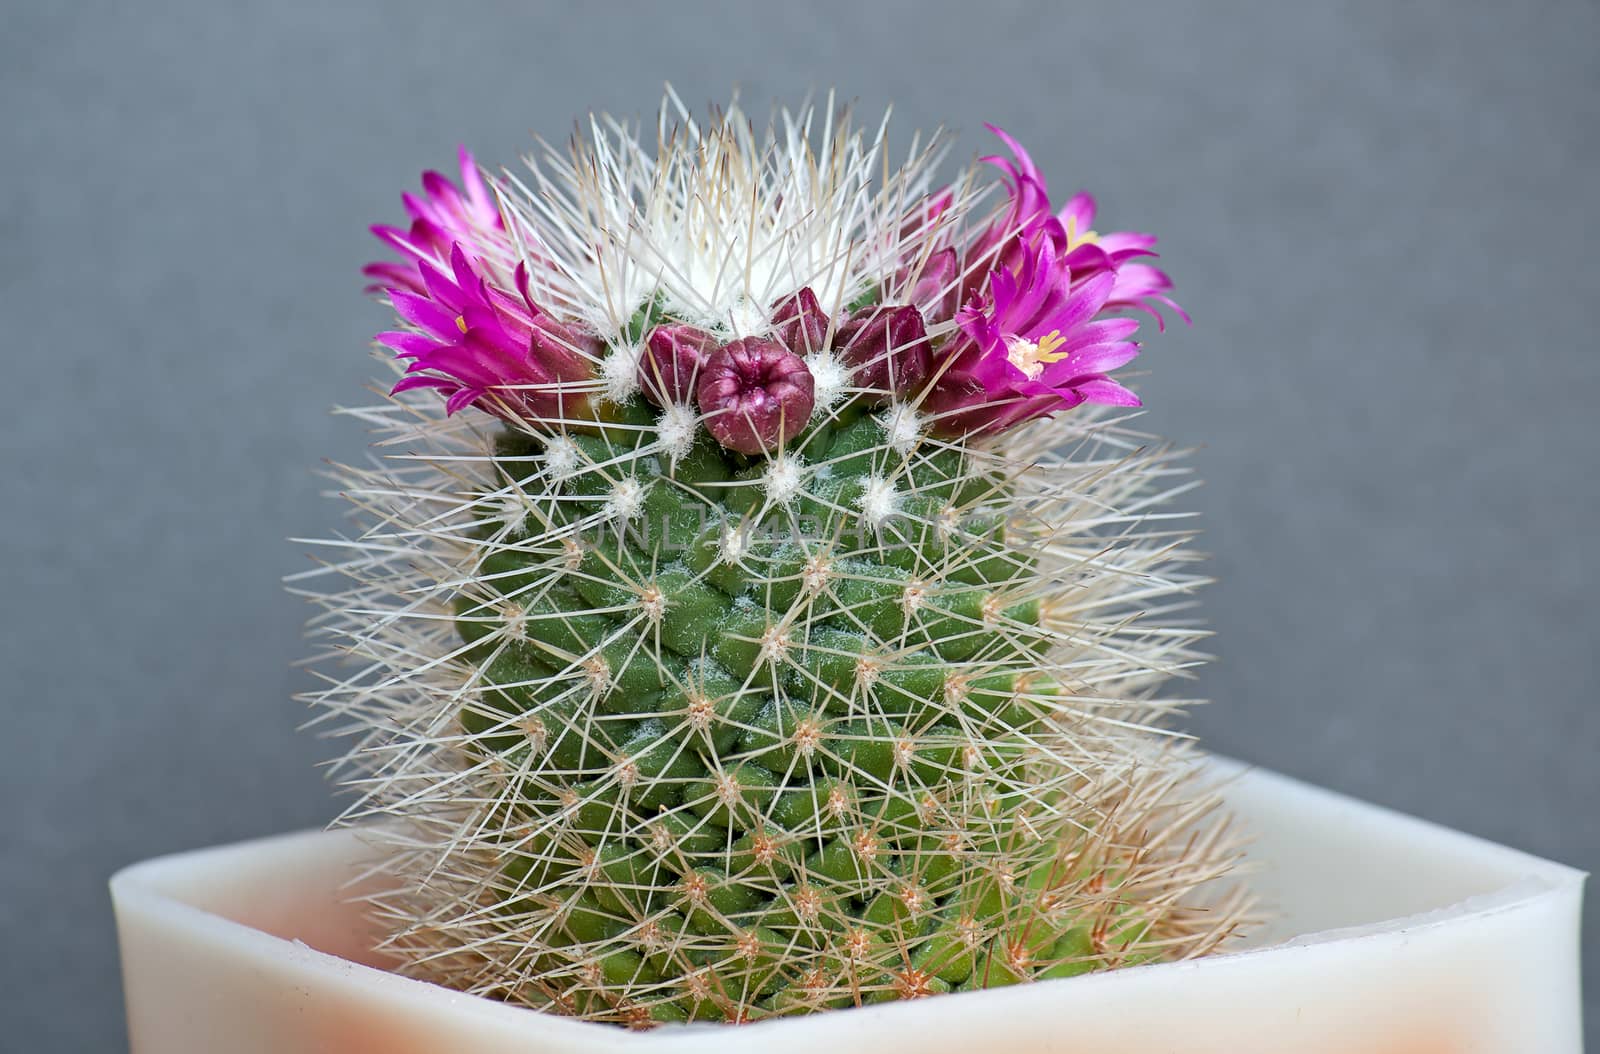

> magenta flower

[
  {"left": 926, "top": 238, "right": 1141, "bottom": 436},
  {"left": 896, "top": 247, "right": 960, "bottom": 323},
  {"left": 368, "top": 152, "right": 601, "bottom": 424},
  {"left": 965, "top": 126, "right": 1185, "bottom": 328},
  {"left": 696, "top": 338, "right": 815, "bottom": 454},
  {"left": 917, "top": 126, "right": 1187, "bottom": 436},
  {"left": 363, "top": 147, "right": 507, "bottom": 296},
  {"left": 379, "top": 246, "right": 599, "bottom": 421},
  {"left": 1056, "top": 191, "right": 1189, "bottom": 329},
  {"left": 966, "top": 127, "right": 1055, "bottom": 270}
]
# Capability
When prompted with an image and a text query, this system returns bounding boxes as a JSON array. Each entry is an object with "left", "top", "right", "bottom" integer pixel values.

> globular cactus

[{"left": 303, "top": 94, "right": 1247, "bottom": 1027}]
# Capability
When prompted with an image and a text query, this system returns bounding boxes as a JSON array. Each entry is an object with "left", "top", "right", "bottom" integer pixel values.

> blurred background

[{"left": 4, "top": 1, "right": 1595, "bottom": 1049}]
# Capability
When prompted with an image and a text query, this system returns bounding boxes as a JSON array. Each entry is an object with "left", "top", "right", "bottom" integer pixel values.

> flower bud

[
  {"left": 770, "top": 287, "right": 830, "bottom": 356},
  {"left": 638, "top": 323, "right": 717, "bottom": 407},
  {"left": 836, "top": 305, "right": 931, "bottom": 399},
  {"left": 696, "top": 337, "right": 816, "bottom": 454}
]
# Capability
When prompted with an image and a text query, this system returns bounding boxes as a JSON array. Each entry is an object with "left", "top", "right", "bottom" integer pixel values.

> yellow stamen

[
  {"left": 455, "top": 315, "right": 468, "bottom": 333},
  {"left": 1035, "top": 329, "right": 1068, "bottom": 362},
  {"left": 1005, "top": 329, "right": 1071, "bottom": 380},
  {"left": 1065, "top": 215, "right": 1099, "bottom": 249}
]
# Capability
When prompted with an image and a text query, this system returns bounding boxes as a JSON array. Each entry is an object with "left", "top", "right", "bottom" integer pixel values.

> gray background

[{"left": 4, "top": 1, "right": 1595, "bottom": 1049}]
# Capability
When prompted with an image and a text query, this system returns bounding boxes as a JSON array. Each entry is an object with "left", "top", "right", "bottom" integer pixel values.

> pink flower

[
  {"left": 1056, "top": 191, "right": 1189, "bottom": 329},
  {"left": 380, "top": 247, "right": 599, "bottom": 421},
  {"left": 966, "top": 126, "right": 1185, "bottom": 329},
  {"left": 368, "top": 152, "right": 601, "bottom": 424},
  {"left": 896, "top": 247, "right": 960, "bottom": 323},
  {"left": 926, "top": 238, "right": 1140, "bottom": 436},
  {"left": 363, "top": 147, "right": 507, "bottom": 296},
  {"left": 920, "top": 127, "right": 1186, "bottom": 436}
]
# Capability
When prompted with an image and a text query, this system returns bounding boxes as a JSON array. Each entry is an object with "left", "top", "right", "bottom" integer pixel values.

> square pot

[{"left": 111, "top": 757, "right": 1585, "bottom": 1053}]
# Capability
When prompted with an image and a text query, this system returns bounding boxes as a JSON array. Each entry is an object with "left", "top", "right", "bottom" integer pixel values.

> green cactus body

[
  {"left": 469, "top": 405, "right": 1058, "bottom": 1012},
  {"left": 313, "top": 390, "right": 1241, "bottom": 1024},
  {"left": 310, "top": 98, "right": 1245, "bottom": 1028}
]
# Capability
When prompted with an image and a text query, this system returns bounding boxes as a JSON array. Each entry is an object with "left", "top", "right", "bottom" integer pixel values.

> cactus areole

[{"left": 310, "top": 94, "right": 1244, "bottom": 1028}]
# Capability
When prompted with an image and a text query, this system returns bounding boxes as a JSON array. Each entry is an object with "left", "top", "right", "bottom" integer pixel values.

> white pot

[{"left": 111, "top": 758, "right": 1585, "bottom": 1053}]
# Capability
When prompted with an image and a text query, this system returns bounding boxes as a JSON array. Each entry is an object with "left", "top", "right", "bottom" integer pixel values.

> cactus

[{"left": 303, "top": 95, "right": 1247, "bottom": 1027}]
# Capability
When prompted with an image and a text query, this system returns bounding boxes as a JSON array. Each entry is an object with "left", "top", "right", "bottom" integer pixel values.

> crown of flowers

[{"left": 366, "top": 96, "right": 1184, "bottom": 456}]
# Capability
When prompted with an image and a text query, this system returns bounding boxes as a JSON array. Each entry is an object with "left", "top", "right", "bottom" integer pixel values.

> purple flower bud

[
  {"left": 770, "top": 287, "right": 830, "bottom": 356},
  {"left": 836, "top": 305, "right": 931, "bottom": 399},
  {"left": 696, "top": 337, "right": 815, "bottom": 454},
  {"left": 638, "top": 323, "right": 717, "bottom": 407}
]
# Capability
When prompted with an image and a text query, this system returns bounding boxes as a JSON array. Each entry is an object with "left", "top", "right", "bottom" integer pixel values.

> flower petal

[{"left": 1072, "top": 376, "right": 1143, "bottom": 407}]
